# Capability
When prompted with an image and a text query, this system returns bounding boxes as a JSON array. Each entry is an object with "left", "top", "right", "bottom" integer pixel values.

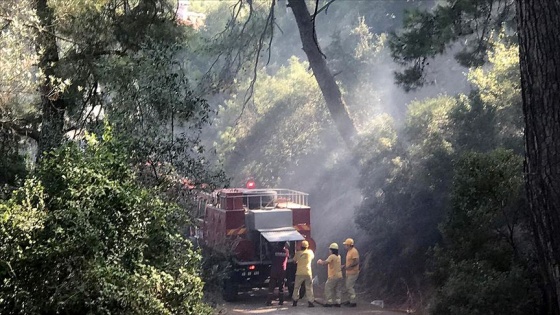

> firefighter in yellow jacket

[
  {"left": 341, "top": 238, "right": 359, "bottom": 307},
  {"left": 292, "top": 240, "right": 315, "bottom": 307},
  {"left": 317, "top": 242, "right": 343, "bottom": 307}
]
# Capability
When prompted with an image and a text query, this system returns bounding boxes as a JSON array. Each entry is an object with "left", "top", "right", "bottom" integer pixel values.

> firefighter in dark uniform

[{"left": 266, "top": 242, "right": 290, "bottom": 306}]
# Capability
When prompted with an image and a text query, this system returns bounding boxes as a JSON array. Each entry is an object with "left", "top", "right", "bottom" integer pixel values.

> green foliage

[
  {"left": 0, "top": 0, "right": 41, "bottom": 170},
  {"left": 52, "top": 0, "right": 220, "bottom": 178},
  {"left": 441, "top": 150, "right": 523, "bottom": 262},
  {"left": 190, "top": 0, "right": 274, "bottom": 96},
  {"left": 0, "top": 127, "right": 211, "bottom": 314},
  {"left": 356, "top": 97, "right": 456, "bottom": 301},
  {"left": 430, "top": 261, "right": 538, "bottom": 315},
  {"left": 429, "top": 149, "right": 540, "bottom": 315},
  {"left": 355, "top": 40, "right": 525, "bottom": 304},
  {"left": 0, "top": 0, "right": 41, "bottom": 111},
  {"left": 210, "top": 1, "right": 431, "bottom": 186},
  {"left": 1, "top": 0, "right": 225, "bottom": 185},
  {"left": 325, "top": 17, "right": 390, "bottom": 127},
  {"left": 198, "top": 245, "right": 232, "bottom": 306},
  {"left": 405, "top": 95, "right": 456, "bottom": 153},
  {"left": 389, "top": 0, "right": 517, "bottom": 90},
  {"left": 466, "top": 40, "right": 523, "bottom": 152},
  {"left": 213, "top": 12, "right": 405, "bottom": 187},
  {"left": 215, "top": 57, "right": 334, "bottom": 186}
]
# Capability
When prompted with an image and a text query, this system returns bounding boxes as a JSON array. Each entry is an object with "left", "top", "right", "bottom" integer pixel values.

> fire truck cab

[{"left": 200, "top": 185, "right": 315, "bottom": 301}]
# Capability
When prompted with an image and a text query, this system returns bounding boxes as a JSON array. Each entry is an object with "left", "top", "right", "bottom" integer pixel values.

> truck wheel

[{"left": 223, "top": 281, "right": 239, "bottom": 302}]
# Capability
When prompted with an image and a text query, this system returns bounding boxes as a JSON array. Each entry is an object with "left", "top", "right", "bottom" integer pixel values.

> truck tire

[{"left": 223, "top": 280, "right": 239, "bottom": 302}]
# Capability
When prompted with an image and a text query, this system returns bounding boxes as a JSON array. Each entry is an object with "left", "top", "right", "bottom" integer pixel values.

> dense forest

[{"left": 1, "top": 0, "right": 559, "bottom": 314}]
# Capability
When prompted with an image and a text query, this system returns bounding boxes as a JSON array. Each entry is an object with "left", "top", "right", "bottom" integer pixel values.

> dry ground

[{"left": 216, "top": 287, "right": 409, "bottom": 315}]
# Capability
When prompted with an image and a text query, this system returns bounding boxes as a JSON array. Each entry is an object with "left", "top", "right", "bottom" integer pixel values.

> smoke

[
  {"left": 195, "top": 0, "right": 472, "bottom": 286},
  {"left": 275, "top": 1, "right": 470, "bottom": 285}
]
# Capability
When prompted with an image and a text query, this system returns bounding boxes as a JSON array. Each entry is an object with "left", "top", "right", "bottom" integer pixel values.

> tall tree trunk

[
  {"left": 287, "top": 0, "right": 357, "bottom": 149},
  {"left": 36, "top": 0, "right": 65, "bottom": 158},
  {"left": 517, "top": 1, "right": 560, "bottom": 313}
]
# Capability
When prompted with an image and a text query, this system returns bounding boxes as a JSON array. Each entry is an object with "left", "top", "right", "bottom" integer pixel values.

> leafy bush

[
  {"left": 0, "top": 129, "right": 211, "bottom": 314},
  {"left": 430, "top": 261, "right": 538, "bottom": 315},
  {"left": 428, "top": 149, "right": 541, "bottom": 315}
]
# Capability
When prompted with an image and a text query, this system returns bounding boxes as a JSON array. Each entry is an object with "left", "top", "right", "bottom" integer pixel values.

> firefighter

[
  {"left": 317, "top": 242, "right": 343, "bottom": 307},
  {"left": 266, "top": 242, "right": 289, "bottom": 306},
  {"left": 341, "top": 238, "right": 359, "bottom": 307},
  {"left": 292, "top": 240, "right": 315, "bottom": 307}
]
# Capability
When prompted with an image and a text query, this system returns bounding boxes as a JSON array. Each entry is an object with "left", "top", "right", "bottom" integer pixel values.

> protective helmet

[
  {"left": 343, "top": 238, "right": 354, "bottom": 246},
  {"left": 329, "top": 242, "right": 339, "bottom": 250},
  {"left": 301, "top": 240, "right": 309, "bottom": 248}
]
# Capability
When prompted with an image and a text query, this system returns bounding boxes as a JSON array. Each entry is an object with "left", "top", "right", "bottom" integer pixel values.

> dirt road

[{"left": 217, "top": 288, "right": 407, "bottom": 315}]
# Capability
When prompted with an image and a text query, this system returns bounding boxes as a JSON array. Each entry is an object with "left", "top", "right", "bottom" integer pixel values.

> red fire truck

[{"left": 198, "top": 181, "right": 315, "bottom": 301}]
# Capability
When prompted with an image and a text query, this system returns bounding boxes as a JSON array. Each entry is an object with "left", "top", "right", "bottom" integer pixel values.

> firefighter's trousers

[
  {"left": 292, "top": 274, "right": 314, "bottom": 303},
  {"left": 342, "top": 272, "right": 359, "bottom": 303},
  {"left": 324, "top": 277, "right": 343, "bottom": 304},
  {"left": 267, "top": 276, "right": 285, "bottom": 303}
]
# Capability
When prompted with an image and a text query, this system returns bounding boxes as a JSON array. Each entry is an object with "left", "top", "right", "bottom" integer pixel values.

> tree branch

[
  {"left": 0, "top": 119, "right": 40, "bottom": 141},
  {"left": 60, "top": 50, "right": 126, "bottom": 62},
  {"left": 0, "top": 15, "right": 78, "bottom": 45}
]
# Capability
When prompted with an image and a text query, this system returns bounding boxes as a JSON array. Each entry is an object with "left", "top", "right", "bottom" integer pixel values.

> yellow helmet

[
  {"left": 329, "top": 242, "right": 339, "bottom": 250},
  {"left": 343, "top": 238, "right": 354, "bottom": 246},
  {"left": 301, "top": 240, "right": 309, "bottom": 248}
]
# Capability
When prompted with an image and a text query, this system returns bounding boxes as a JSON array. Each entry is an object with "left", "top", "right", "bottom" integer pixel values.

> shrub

[{"left": 0, "top": 129, "right": 211, "bottom": 314}]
